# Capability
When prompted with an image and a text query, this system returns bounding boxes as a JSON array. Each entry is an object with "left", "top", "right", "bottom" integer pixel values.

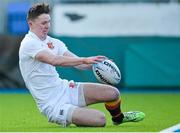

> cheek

[
  {"left": 37, "top": 25, "right": 44, "bottom": 31},
  {"left": 38, "top": 24, "right": 43, "bottom": 29}
]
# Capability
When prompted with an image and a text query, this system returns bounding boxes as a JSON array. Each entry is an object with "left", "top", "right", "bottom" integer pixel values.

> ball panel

[{"left": 92, "top": 59, "right": 121, "bottom": 85}]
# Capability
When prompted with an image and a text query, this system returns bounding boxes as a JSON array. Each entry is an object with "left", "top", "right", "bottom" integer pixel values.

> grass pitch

[{"left": 0, "top": 92, "right": 180, "bottom": 132}]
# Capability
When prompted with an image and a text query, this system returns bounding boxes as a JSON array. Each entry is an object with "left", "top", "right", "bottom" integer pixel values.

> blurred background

[{"left": 0, "top": 0, "right": 180, "bottom": 90}]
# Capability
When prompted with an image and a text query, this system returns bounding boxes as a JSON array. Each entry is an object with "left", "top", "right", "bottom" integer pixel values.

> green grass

[{"left": 0, "top": 92, "right": 180, "bottom": 132}]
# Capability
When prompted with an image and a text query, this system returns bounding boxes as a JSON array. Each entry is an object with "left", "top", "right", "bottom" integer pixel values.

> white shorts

[{"left": 43, "top": 80, "right": 86, "bottom": 127}]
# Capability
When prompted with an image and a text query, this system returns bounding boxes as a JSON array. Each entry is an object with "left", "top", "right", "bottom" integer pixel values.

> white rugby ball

[{"left": 92, "top": 59, "right": 121, "bottom": 85}]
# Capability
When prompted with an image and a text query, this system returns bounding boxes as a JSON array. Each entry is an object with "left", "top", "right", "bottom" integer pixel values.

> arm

[
  {"left": 63, "top": 50, "right": 93, "bottom": 70},
  {"left": 35, "top": 49, "right": 104, "bottom": 67}
]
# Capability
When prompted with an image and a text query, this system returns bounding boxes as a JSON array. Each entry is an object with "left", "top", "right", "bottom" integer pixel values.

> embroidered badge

[
  {"left": 47, "top": 42, "right": 54, "bottom": 49},
  {"left": 69, "top": 82, "right": 75, "bottom": 88}
]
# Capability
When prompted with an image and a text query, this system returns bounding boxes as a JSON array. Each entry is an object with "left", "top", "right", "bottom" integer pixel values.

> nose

[{"left": 45, "top": 22, "right": 50, "bottom": 29}]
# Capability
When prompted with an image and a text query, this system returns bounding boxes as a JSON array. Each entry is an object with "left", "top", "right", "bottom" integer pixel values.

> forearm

[
  {"left": 51, "top": 55, "right": 86, "bottom": 67},
  {"left": 63, "top": 50, "right": 92, "bottom": 70},
  {"left": 74, "top": 64, "right": 92, "bottom": 70}
]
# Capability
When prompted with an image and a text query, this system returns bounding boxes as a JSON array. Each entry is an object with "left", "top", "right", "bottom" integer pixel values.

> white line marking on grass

[{"left": 160, "top": 123, "right": 180, "bottom": 132}]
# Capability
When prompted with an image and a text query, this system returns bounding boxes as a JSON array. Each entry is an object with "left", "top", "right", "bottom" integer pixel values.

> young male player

[{"left": 19, "top": 3, "right": 145, "bottom": 127}]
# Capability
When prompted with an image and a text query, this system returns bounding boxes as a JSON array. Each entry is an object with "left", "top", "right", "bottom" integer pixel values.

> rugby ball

[{"left": 92, "top": 59, "right": 121, "bottom": 85}]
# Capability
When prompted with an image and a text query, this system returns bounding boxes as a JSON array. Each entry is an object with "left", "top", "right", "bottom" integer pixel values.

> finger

[
  {"left": 94, "top": 59, "right": 104, "bottom": 63},
  {"left": 96, "top": 56, "right": 107, "bottom": 59}
]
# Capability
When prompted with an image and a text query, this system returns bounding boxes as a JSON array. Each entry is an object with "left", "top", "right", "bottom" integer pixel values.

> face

[{"left": 29, "top": 13, "right": 51, "bottom": 40}]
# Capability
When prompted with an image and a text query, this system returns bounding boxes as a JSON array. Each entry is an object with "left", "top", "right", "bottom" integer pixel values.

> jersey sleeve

[
  {"left": 23, "top": 40, "right": 45, "bottom": 58},
  {"left": 56, "top": 39, "right": 68, "bottom": 55}
]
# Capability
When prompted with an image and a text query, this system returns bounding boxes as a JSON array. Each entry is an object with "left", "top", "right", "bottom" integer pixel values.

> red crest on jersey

[
  {"left": 69, "top": 82, "right": 75, "bottom": 88},
  {"left": 47, "top": 42, "right": 54, "bottom": 49}
]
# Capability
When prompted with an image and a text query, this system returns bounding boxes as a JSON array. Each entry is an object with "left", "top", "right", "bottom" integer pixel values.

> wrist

[{"left": 81, "top": 57, "right": 86, "bottom": 64}]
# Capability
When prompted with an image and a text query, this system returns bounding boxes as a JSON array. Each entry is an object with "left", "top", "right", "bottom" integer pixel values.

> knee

[
  {"left": 96, "top": 112, "right": 106, "bottom": 127},
  {"left": 108, "top": 86, "right": 120, "bottom": 101}
]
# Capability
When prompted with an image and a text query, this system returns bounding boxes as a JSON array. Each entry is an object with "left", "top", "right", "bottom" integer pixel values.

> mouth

[{"left": 43, "top": 30, "right": 48, "bottom": 35}]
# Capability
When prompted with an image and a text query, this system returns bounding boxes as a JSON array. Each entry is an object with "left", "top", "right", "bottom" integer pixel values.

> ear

[{"left": 28, "top": 20, "right": 33, "bottom": 27}]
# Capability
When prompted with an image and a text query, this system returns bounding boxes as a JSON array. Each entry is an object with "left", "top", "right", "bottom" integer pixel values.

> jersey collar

[{"left": 28, "top": 31, "right": 47, "bottom": 41}]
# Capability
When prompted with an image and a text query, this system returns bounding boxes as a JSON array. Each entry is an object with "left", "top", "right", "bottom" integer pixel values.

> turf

[{"left": 0, "top": 92, "right": 180, "bottom": 132}]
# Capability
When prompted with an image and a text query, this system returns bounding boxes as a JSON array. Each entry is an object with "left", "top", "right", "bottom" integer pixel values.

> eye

[
  {"left": 42, "top": 22, "right": 47, "bottom": 25},
  {"left": 42, "top": 20, "right": 50, "bottom": 25}
]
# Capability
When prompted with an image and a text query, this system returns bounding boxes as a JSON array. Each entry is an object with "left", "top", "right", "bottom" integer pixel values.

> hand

[{"left": 83, "top": 56, "right": 107, "bottom": 64}]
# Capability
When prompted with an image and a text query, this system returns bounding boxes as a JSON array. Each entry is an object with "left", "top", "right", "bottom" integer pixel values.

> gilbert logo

[{"left": 47, "top": 42, "right": 54, "bottom": 49}]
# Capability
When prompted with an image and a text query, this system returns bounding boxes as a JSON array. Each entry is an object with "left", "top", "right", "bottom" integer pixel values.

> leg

[
  {"left": 71, "top": 107, "right": 106, "bottom": 127},
  {"left": 82, "top": 82, "right": 120, "bottom": 105},
  {"left": 81, "top": 83, "right": 145, "bottom": 125},
  {"left": 79, "top": 83, "right": 124, "bottom": 124},
  {"left": 69, "top": 82, "right": 144, "bottom": 127},
  {"left": 70, "top": 82, "right": 120, "bottom": 127}
]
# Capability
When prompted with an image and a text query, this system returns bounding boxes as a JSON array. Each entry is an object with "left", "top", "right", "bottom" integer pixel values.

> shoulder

[
  {"left": 20, "top": 36, "right": 41, "bottom": 50},
  {"left": 22, "top": 33, "right": 41, "bottom": 44},
  {"left": 47, "top": 36, "right": 66, "bottom": 46}
]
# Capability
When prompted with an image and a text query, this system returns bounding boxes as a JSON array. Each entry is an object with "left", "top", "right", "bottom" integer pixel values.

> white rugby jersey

[{"left": 19, "top": 31, "right": 68, "bottom": 112}]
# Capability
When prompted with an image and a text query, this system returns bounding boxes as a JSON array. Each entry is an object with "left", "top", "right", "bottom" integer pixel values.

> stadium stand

[{"left": 7, "top": 2, "right": 30, "bottom": 35}]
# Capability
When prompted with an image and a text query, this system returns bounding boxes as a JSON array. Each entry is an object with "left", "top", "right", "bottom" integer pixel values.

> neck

[{"left": 30, "top": 30, "right": 46, "bottom": 41}]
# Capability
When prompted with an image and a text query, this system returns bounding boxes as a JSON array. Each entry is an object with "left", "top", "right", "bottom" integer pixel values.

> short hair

[{"left": 27, "top": 3, "right": 50, "bottom": 21}]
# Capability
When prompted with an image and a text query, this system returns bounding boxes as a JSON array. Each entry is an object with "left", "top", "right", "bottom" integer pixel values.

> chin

[
  {"left": 40, "top": 35, "right": 47, "bottom": 40},
  {"left": 44, "top": 33, "right": 48, "bottom": 36},
  {"left": 42, "top": 33, "right": 47, "bottom": 37}
]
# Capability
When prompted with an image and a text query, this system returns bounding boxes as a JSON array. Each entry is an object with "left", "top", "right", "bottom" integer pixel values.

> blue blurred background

[{"left": 0, "top": 0, "right": 180, "bottom": 90}]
